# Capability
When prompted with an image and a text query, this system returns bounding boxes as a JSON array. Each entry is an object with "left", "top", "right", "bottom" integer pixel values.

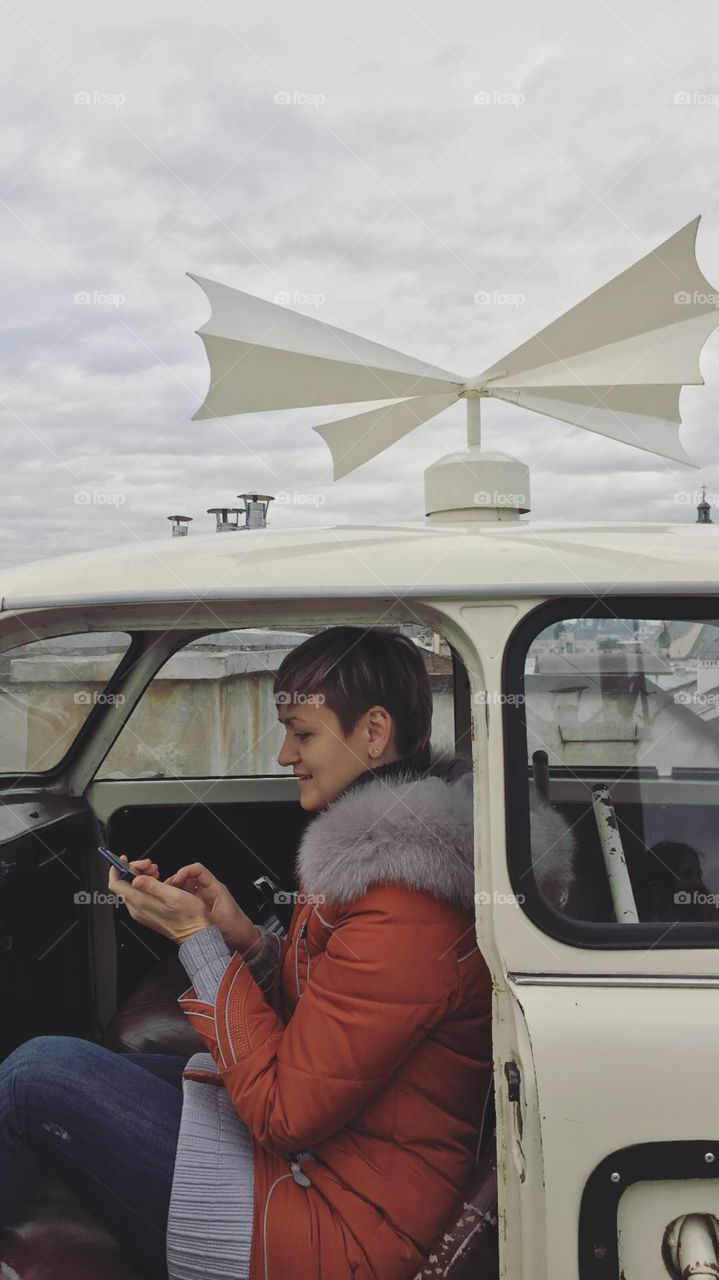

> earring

[{"left": 369, "top": 748, "right": 379, "bottom": 758}]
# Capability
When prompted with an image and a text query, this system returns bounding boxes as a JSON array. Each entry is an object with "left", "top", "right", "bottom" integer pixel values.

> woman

[{"left": 0, "top": 627, "right": 493, "bottom": 1280}]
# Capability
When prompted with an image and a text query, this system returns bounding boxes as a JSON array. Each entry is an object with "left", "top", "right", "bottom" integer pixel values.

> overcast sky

[{"left": 3, "top": 0, "right": 719, "bottom": 569}]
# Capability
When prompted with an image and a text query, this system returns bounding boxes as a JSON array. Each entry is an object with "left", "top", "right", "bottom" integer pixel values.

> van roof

[{"left": 1, "top": 521, "right": 717, "bottom": 611}]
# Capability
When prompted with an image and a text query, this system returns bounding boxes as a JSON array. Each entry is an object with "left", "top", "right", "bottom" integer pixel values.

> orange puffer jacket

[{"left": 179, "top": 763, "right": 493, "bottom": 1280}]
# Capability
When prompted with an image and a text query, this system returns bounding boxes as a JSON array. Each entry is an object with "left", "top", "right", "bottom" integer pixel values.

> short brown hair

[{"left": 273, "top": 626, "right": 432, "bottom": 758}]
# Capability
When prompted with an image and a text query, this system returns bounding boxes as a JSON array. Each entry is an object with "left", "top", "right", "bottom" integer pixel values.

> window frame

[
  {"left": 94, "top": 623, "right": 459, "bottom": 783},
  {"left": 0, "top": 631, "right": 142, "bottom": 784},
  {"left": 502, "top": 594, "right": 719, "bottom": 951}
]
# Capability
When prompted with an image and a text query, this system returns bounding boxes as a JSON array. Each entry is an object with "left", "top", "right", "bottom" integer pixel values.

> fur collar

[{"left": 296, "top": 755, "right": 475, "bottom": 912}]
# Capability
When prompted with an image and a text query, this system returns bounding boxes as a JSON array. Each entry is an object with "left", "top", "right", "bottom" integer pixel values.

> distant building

[
  {"left": 697, "top": 485, "right": 713, "bottom": 524},
  {"left": 525, "top": 647, "right": 719, "bottom": 770},
  {"left": 660, "top": 621, "right": 719, "bottom": 670}
]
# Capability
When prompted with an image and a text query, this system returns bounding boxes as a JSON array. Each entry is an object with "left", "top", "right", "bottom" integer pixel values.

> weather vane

[{"left": 188, "top": 217, "right": 719, "bottom": 518}]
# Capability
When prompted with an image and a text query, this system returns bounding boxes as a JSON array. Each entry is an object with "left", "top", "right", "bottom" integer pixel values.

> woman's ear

[{"left": 366, "top": 705, "right": 395, "bottom": 760}]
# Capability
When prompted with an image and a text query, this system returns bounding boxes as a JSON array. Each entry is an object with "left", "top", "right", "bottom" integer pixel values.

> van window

[
  {"left": 504, "top": 602, "right": 719, "bottom": 945},
  {"left": 97, "top": 625, "right": 456, "bottom": 780},
  {"left": 0, "top": 632, "right": 132, "bottom": 774}
]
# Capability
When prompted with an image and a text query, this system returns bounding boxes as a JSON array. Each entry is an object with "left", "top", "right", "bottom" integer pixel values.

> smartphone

[
  {"left": 97, "top": 845, "right": 140, "bottom": 881},
  {"left": 252, "top": 874, "right": 291, "bottom": 934}
]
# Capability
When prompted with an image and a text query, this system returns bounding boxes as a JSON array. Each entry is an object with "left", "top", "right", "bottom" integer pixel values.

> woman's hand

[
  {"left": 107, "top": 856, "right": 209, "bottom": 944},
  {"left": 166, "top": 862, "right": 261, "bottom": 955}
]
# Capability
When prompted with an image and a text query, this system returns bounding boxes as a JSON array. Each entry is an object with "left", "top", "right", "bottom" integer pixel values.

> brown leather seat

[
  {"left": 0, "top": 959, "right": 499, "bottom": 1280},
  {"left": 101, "top": 952, "right": 204, "bottom": 1056}
]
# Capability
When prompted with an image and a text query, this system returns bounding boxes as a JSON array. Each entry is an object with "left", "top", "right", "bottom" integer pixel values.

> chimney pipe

[
  {"left": 237, "top": 493, "right": 274, "bottom": 529},
  {"left": 207, "top": 506, "right": 244, "bottom": 532},
  {"left": 168, "top": 515, "right": 193, "bottom": 537}
]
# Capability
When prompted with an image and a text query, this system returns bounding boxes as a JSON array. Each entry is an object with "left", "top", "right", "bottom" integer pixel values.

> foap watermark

[
  {"left": 74, "top": 890, "right": 125, "bottom": 906},
  {"left": 475, "top": 890, "right": 525, "bottom": 906},
  {"left": 275, "top": 490, "right": 326, "bottom": 507},
  {"left": 473, "top": 89, "right": 525, "bottom": 107},
  {"left": 674, "top": 289, "right": 719, "bottom": 307},
  {"left": 73, "top": 90, "right": 126, "bottom": 107},
  {"left": 474, "top": 289, "right": 525, "bottom": 307},
  {"left": 674, "top": 890, "right": 719, "bottom": 907},
  {"left": 472, "top": 690, "right": 525, "bottom": 707},
  {"left": 674, "top": 89, "right": 719, "bottom": 107},
  {"left": 74, "top": 490, "right": 126, "bottom": 506},
  {"left": 274, "top": 690, "right": 326, "bottom": 707},
  {"left": 674, "top": 488, "right": 719, "bottom": 505},
  {"left": 474, "top": 489, "right": 527, "bottom": 507},
  {"left": 73, "top": 291, "right": 126, "bottom": 307},
  {"left": 74, "top": 690, "right": 125, "bottom": 707},
  {"left": 274, "top": 290, "right": 325, "bottom": 308},
  {"left": 274, "top": 890, "right": 326, "bottom": 905},
  {"left": 674, "top": 689, "right": 719, "bottom": 709},
  {"left": 273, "top": 90, "right": 326, "bottom": 108}
]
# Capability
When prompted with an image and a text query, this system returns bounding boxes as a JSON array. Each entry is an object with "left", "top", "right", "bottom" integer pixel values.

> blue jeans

[{"left": 0, "top": 1035, "right": 191, "bottom": 1280}]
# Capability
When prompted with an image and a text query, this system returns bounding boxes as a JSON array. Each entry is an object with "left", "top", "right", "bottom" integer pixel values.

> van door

[
  {"left": 0, "top": 628, "right": 137, "bottom": 1050},
  {"left": 466, "top": 597, "right": 719, "bottom": 1280}
]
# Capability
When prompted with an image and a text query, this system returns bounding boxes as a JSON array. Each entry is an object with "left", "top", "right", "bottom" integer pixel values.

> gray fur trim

[
  {"left": 528, "top": 787, "right": 578, "bottom": 913},
  {"left": 296, "top": 770, "right": 476, "bottom": 911}
]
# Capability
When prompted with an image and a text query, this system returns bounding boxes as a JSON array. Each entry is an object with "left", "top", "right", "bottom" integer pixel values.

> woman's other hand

[
  {"left": 166, "top": 862, "right": 261, "bottom": 956},
  {"left": 107, "top": 856, "right": 208, "bottom": 943},
  {"left": 124, "top": 857, "right": 159, "bottom": 879}
]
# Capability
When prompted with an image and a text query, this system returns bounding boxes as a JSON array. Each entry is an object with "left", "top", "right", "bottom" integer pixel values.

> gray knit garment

[{"left": 166, "top": 926, "right": 282, "bottom": 1280}]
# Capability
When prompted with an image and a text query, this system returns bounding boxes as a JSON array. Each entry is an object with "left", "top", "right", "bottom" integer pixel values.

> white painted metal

[
  {"left": 620, "top": 1191, "right": 719, "bottom": 1280},
  {"left": 423, "top": 393, "right": 532, "bottom": 520},
  {"left": 86, "top": 776, "right": 300, "bottom": 824},
  {"left": 663, "top": 1212, "right": 719, "bottom": 1278},
  {"left": 3, "top": 542, "right": 719, "bottom": 1280},
  {"left": 590, "top": 784, "right": 640, "bottom": 923},
  {"left": 424, "top": 447, "right": 530, "bottom": 520},
  {"left": 3, "top": 521, "right": 718, "bottom": 611},
  {"left": 515, "top": 985, "right": 719, "bottom": 1278},
  {"left": 313, "top": 394, "right": 457, "bottom": 477},
  {"left": 189, "top": 273, "right": 463, "bottom": 417},
  {"left": 465, "top": 391, "right": 483, "bottom": 447},
  {"left": 189, "top": 216, "right": 719, "bottom": 478}
]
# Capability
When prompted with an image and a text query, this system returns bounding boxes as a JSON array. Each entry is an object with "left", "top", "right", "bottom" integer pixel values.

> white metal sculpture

[{"left": 189, "top": 216, "right": 719, "bottom": 484}]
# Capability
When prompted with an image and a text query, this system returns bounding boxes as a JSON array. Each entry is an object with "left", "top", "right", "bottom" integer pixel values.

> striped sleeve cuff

[
  {"left": 178, "top": 924, "right": 234, "bottom": 1004},
  {"left": 179, "top": 924, "right": 282, "bottom": 1004},
  {"left": 243, "top": 928, "right": 283, "bottom": 993}
]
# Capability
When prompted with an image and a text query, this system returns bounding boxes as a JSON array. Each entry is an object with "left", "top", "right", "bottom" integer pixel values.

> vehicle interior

[
  {"left": 0, "top": 616, "right": 499, "bottom": 1280},
  {"left": 519, "top": 612, "right": 719, "bottom": 932}
]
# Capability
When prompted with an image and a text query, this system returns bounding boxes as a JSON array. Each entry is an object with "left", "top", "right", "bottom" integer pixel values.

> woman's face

[{"left": 277, "top": 698, "right": 398, "bottom": 811}]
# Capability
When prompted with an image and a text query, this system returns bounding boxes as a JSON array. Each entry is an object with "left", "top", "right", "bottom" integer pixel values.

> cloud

[{"left": 2, "top": 0, "right": 719, "bottom": 577}]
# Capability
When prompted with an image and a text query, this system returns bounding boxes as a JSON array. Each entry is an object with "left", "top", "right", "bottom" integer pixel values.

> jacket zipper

[
  {"left": 263, "top": 914, "right": 315, "bottom": 1276},
  {"left": 286, "top": 1149, "right": 314, "bottom": 1186},
  {"left": 294, "top": 916, "right": 308, "bottom": 997}
]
